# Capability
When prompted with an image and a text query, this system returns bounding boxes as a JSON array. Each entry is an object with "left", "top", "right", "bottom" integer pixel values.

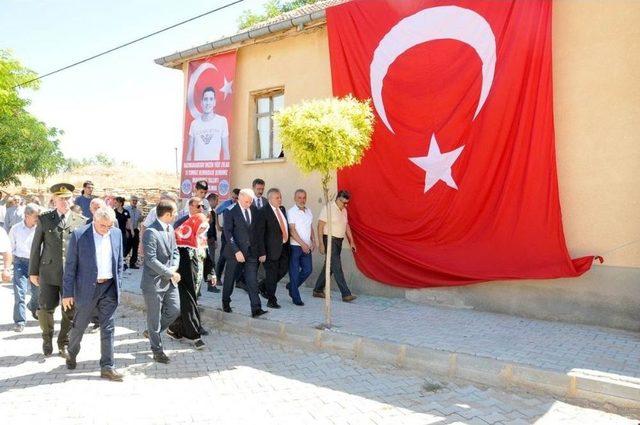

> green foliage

[
  {"left": 0, "top": 50, "right": 65, "bottom": 184},
  {"left": 274, "top": 96, "right": 374, "bottom": 177},
  {"left": 63, "top": 153, "right": 116, "bottom": 171},
  {"left": 238, "top": 0, "right": 322, "bottom": 30}
]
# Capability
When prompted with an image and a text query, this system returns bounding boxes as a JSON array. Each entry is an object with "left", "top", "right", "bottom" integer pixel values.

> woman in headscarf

[{"left": 167, "top": 210, "right": 209, "bottom": 349}]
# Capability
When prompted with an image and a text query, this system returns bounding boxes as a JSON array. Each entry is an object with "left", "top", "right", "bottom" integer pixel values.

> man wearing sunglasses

[{"left": 313, "top": 190, "right": 357, "bottom": 303}]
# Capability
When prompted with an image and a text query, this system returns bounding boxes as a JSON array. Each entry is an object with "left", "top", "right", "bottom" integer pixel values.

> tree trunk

[{"left": 322, "top": 174, "right": 332, "bottom": 328}]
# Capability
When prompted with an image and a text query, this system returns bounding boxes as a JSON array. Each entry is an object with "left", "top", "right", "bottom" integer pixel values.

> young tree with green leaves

[
  {"left": 274, "top": 96, "right": 374, "bottom": 328},
  {"left": 0, "top": 50, "right": 65, "bottom": 185}
]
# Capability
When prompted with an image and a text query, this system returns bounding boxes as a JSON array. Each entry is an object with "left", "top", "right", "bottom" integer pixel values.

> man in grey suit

[{"left": 140, "top": 199, "right": 181, "bottom": 364}]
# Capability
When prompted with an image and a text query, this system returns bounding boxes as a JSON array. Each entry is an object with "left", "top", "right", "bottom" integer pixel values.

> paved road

[
  {"left": 120, "top": 268, "right": 640, "bottom": 381},
  {"left": 0, "top": 285, "right": 637, "bottom": 424}
]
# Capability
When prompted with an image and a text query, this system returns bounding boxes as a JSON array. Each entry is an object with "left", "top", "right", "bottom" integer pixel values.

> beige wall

[{"left": 179, "top": 1, "right": 640, "bottom": 329}]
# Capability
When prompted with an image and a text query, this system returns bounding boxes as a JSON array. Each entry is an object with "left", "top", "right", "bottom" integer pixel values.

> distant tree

[
  {"left": 237, "top": 0, "right": 322, "bottom": 30},
  {"left": 0, "top": 50, "right": 65, "bottom": 184},
  {"left": 274, "top": 96, "right": 374, "bottom": 328}
]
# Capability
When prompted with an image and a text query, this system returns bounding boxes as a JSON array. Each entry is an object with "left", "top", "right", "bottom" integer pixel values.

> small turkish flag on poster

[{"left": 327, "top": 0, "right": 596, "bottom": 287}]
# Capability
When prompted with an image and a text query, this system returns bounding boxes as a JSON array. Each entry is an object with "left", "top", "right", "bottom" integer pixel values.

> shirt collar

[{"left": 92, "top": 225, "right": 110, "bottom": 239}]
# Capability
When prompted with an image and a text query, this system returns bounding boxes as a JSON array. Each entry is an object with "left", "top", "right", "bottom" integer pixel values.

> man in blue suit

[{"left": 62, "top": 207, "right": 124, "bottom": 381}]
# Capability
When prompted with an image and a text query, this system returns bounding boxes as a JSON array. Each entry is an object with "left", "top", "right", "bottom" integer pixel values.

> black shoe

[
  {"left": 194, "top": 339, "right": 206, "bottom": 350},
  {"left": 208, "top": 285, "right": 220, "bottom": 293},
  {"left": 31, "top": 310, "right": 38, "bottom": 321},
  {"left": 252, "top": 309, "right": 269, "bottom": 318},
  {"left": 58, "top": 345, "right": 68, "bottom": 359},
  {"left": 43, "top": 340, "right": 53, "bottom": 356},
  {"left": 267, "top": 300, "right": 281, "bottom": 309},
  {"left": 235, "top": 281, "right": 247, "bottom": 291},
  {"left": 293, "top": 300, "right": 305, "bottom": 306},
  {"left": 166, "top": 328, "right": 181, "bottom": 340},
  {"left": 222, "top": 303, "right": 232, "bottom": 313},
  {"left": 199, "top": 327, "right": 209, "bottom": 336},
  {"left": 89, "top": 323, "right": 100, "bottom": 333},
  {"left": 66, "top": 356, "right": 77, "bottom": 370},
  {"left": 285, "top": 282, "right": 291, "bottom": 291},
  {"left": 153, "top": 351, "right": 170, "bottom": 364},
  {"left": 124, "top": 265, "right": 128, "bottom": 271},
  {"left": 142, "top": 330, "right": 149, "bottom": 339},
  {"left": 129, "top": 265, "right": 140, "bottom": 269},
  {"left": 101, "top": 369, "right": 124, "bottom": 381}
]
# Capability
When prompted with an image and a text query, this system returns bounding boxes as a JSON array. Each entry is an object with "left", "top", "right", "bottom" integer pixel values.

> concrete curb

[{"left": 121, "top": 291, "right": 640, "bottom": 410}]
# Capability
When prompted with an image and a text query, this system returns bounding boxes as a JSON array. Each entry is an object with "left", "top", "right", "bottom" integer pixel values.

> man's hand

[
  {"left": 2, "top": 270, "right": 11, "bottom": 282},
  {"left": 171, "top": 272, "right": 181, "bottom": 284},
  {"left": 301, "top": 243, "right": 311, "bottom": 255},
  {"left": 30, "top": 275, "right": 40, "bottom": 286},
  {"left": 309, "top": 241, "right": 316, "bottom": 252},
  {"left": 258, "top": 255, "right": 266, "bottom": 263},
  {"left": 62, "top": 297, "right": 74, "bottom": 311},
  {"left": 319, "top": 244, "right": 325, "bottom": 255},
  {"left": 351, "top": 245, "right": 357, "bottom": 253},
  {"left": 235, "top": 251, "right": 246, "bottom": 263}
]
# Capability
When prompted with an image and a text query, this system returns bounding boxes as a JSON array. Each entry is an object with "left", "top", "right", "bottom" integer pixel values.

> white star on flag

[
  {"left": 220, "top": 76, "right": 233, "bottom": 100},
  {"left": 409, "top": 134, "right": 464, "bottom": 192}
]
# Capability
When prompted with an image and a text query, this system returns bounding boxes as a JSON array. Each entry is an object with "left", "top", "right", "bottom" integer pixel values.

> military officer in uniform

[{"left": 29, "top": 183, "right": 86, "bottom": 357}]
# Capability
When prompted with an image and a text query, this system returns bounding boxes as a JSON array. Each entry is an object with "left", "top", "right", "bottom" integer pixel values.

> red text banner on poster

[
  {"left": 326, "top": 0, "right": 596, "bottom": 287},
  {"left": 180, "top": 51, "right": 237, "bottom": 199}
]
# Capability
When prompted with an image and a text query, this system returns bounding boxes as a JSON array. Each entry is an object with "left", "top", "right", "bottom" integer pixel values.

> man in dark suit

[
  {"left": 259, "top": 188, "right": 290, "bottom": 309},
  {"left": 29, "top": 183, "right": 86, "bottom": 357},
  {"left": 62, "top": 207, "right": 124, "bottom": 381},
  {"left": 222, "top": 188, "right": 268, "bottom": 317},
  {"left": 140, "top": 200, "right": 181, "bottom": 364},
  {"left": 252, "top": 178, "right": 266, "bottom": 209}
]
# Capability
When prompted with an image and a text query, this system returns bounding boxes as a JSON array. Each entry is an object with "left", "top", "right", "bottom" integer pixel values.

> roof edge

[{"left": 154, "top": 8, "right": 327, "bottom": 68}]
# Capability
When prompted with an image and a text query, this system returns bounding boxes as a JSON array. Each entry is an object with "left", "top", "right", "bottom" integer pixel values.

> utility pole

[{"left": 174, "top": 147, "right": 179, "bottom": 179}]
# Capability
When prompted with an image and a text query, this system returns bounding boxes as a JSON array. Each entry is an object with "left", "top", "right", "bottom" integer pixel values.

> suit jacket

[
  {"left": 29, "top": 210, "right": 86, "bottom": 287},
  {"left": 263, "top": 204, "right": 289, "bottom": 261},
  {"left": 140, "top": 219, "right": 179, "bottom": 292},
  {"left": 62, "top": 224, "right": 123, "bottom": 306},
  {"left": 223, "top": 204, "right": 265, "bottom": 259}
]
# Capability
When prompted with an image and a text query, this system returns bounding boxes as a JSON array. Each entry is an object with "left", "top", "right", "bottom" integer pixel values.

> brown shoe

[
  {"left": 312, "top": 291, "right": 325, "bottom": 298},
  {"left": 101, "top": 369, "right": 124, "bottom": 382},
  {"left": 342, "top": 295, "right": 357, "bottom": 303}
]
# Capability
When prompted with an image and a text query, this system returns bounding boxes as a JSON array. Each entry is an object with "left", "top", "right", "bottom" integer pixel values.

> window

[{"left": 254, "top": 90, "right": 284, "bottom": 160}]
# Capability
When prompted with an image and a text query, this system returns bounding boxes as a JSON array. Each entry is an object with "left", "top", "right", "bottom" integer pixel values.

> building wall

[{"left": 202, "top": 1, "right": 640, "bottom": 330}]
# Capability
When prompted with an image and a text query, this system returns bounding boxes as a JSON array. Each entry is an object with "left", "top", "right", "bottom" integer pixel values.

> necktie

[
  {"left": 257, "top": 198, "right": 262, "bottom": 208},
  {"left": 60, "top": 213, "right": 66, "bottom": 228},
  {"left": 244, "top": 208, "right": 251, "bottom": 225},
  {"left": 275, "top": 207, "right": 288, "bottom": 243}
]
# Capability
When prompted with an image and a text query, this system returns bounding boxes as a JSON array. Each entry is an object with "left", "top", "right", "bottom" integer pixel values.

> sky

[{"left": 1, "top": 0, "right": 270, "bottom": 172}]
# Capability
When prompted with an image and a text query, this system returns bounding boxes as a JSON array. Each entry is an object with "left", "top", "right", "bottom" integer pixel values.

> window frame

[{"left": 252, "top": 88, "right": 284, "bottom": 160}]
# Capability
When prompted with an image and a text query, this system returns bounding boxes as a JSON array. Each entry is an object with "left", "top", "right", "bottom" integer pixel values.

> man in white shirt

[
  {"left": 186, "top": 87, "right": 230, "bottom": 161},
  {"left": 62, "top": 207, "right": 124, "bottom": 381},
  {"left": 0, "top": 227, "right": 12, "bottom": 284},
  {"left": 9, "top": 203, "right": 40, "bottom": 331},
  {"left": 287, "top": 189, "right": 316, "bottom": 306},
  {"left": 313, "top": 190, "right": 357, "bottom": 302}
]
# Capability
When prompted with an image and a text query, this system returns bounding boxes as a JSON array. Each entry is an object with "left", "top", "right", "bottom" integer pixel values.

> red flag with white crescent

[{"left": 326, "top": 0, "right": 596, "bottom": 287}]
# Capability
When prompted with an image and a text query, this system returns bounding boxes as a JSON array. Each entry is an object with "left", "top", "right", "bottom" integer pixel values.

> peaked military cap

[{"left": 50, "top": 183, "right": 75, "bottom": 198}]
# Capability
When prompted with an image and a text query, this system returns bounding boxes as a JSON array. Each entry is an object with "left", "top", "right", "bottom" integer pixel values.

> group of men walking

[{"left": 1, "top": 177, "right": 358, "bottom": 381}]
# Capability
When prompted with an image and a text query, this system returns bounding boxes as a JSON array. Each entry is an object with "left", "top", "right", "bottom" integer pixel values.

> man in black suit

[
  {"left": 222, "top": 188, "right": 268, "bottom": 317},
  {"left": 259, "top": 188, "right": 290, "bottom": 309}
]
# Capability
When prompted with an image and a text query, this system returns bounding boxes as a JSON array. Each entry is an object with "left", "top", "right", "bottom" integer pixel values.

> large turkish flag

[{"left": 327, "top": 0, "right": 596, "bottom": 286}]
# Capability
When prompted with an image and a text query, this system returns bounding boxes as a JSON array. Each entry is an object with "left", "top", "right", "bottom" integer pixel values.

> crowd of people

[{"left": 0, "top": 177, "right": 357, "bottom": 381}]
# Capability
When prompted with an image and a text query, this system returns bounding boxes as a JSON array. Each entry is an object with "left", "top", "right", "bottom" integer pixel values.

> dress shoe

[
  {"left": 251, "top": 309, "right": 269, "bottom": 318},
  {"left": 13, "top": 324, "right": 24, "bottom": 332},
  {"left": 194, "top": 339, "right": 206, "bottom": 350},
  {"left": 222, "top": 304, "right": 232, "bottom": 313},
  {"left": 31, "top": 310, "right": 38, "bottom": 320},
  {"left": 66, "top": 356, "right": 77, "bottom": 370},
  {"left": 58, "top": 345, "right": 69, "bottom": 359},
  {"left": 142, "top": 330, "right": 149, "bottom": 339},
  {"left": 43, "top": 340, "right": 53, "bottom": 356},
  {"left": 312, "top": 291, "right": 325, "bottom": 298},
  {"left": 285, "top": 282, "right": 291, "bottom": 291},
  {"left": 199, "top": 327, "right": 209, "bottom": 336},
  {"left": 89, "top": 323, "right": 100, "bottom": 333},
  {"left": 153, "top": 351, "right": 170, "bottom": 364},
  {"left": 101, "top": 369, "right": 124, "bottom": 381},
  {"left": 292, "top": 300, "right": 305, "bottom": 306},
  {"left": 208, "top": 285, "right": 220, "bottom": 293},
  {"left": 235, "top": 281, "right": 247, "bottom": 291},
  {"left": 342, "top": 295, "right": 357, "bottom": 303},
  {"left": 129, "top": 265, "right": 140, "bottom": 269},
  {"left": 266, "top": 300, "right": 281, "bottom": 309}
]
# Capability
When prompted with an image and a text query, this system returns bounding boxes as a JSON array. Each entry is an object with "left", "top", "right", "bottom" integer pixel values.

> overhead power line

[{"left": 13, "top": 0, "right": 245, "bottom": 88}]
